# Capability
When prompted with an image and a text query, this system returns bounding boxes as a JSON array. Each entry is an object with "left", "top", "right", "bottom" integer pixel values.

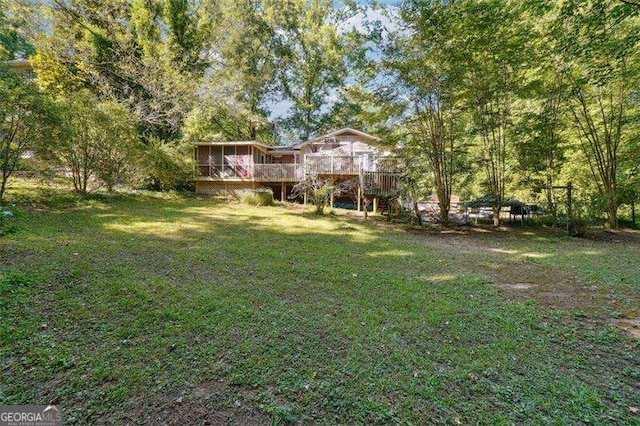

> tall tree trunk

[
  {"left": 0, "top": 173, "right": 8, "bottom": 205},
  {"left": 546, "top": 156, "right": 557, "bottom": 220},
  {"left": 607, "top": 192, "right": 618, "bottom": 229},
  {"left": 492, "top": 205, "right": 501, "bottom": 227}
]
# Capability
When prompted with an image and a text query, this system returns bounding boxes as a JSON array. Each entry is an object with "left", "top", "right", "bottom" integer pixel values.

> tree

[
  {"left": 93, "top": 101, "right": 140, "bottom": 192},
  {"left": 290, "top": 176, "right": 335, "bottom": 214},
  {"left": 456, "top": 0, "right": 535, "bottom": 226},
  {"left": 513, "top": 69, "right": 568, "bottom": 219},
  {"left": 553, "top": 0, "right": 640, "bottom": 228},
  {"left": 0, "top": 0, "right": 35, "bottom": 60},
  {"left": 48, "top": 91, "right": 139, "bottom": 193},
  {"left": 0, "top": 67, "right": 61, "bottom": 203},
  {"left": 216, "top": 0, "right": 279, "bottom": 140},
  {"left": 273, "top": 0, "right": 353, "bottom": 140},
  {"left": 183, "top": 0, "right": 279, "bottom": 144},
  {"left": 387, "top": 0, "right": 469, "bottom": 226},
  {"left": 30, "top": 0, "right": 215, "bottom": 141}
]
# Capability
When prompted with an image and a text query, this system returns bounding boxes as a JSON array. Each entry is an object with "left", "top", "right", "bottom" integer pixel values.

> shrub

[
  {"left": 242, "top": 188, "right": 274, "bottom": 206},
  {"left": 136, "top": 139, "right": 195, "bottom": 191},
  {"left": 570, "top": 217, "right": 589, "bottom": 237},
  {"left": 0, "top": 208, "right": 17, "bottom": 236},
  {"left": 290, "top": 177, "right": 334, "bottom": 215}
]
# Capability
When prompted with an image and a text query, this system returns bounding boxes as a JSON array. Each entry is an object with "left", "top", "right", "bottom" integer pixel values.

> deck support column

[
  {"left": 357, "top": 186, "right": 361, "bottom": 212},
  {"left": 281, "top": 182, "right": 286, "bottom": 202},
  {"left": 330, "top": 191, "right": 334, "bottom": 209},
  {"left": 373, "top": 198, "right": 378, "bottom": 214},
  {"left": 303, "top": 191, "right": 307, "bottom": 205}
]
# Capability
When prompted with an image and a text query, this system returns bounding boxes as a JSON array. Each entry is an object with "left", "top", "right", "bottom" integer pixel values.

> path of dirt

[
  {"left": 292, "top": 207, "right": 640, "bottom": 339},
  {"left": 387, "top": 222, "right": 640, "bottom": 339}
]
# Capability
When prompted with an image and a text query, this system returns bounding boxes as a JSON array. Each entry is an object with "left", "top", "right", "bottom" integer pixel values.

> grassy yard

[{"left": 1, "top": 180, "right": 639, "bottom": 424}]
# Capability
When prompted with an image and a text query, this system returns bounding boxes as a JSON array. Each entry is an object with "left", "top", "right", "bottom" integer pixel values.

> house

[
  {"left": 5, "top": 59, "right": 35, "bottom": 80},
  {"left": 192, "top": 127, "right": 403, "bottom": 209}
]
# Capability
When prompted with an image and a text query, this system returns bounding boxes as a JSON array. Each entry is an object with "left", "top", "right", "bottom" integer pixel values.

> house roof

[
  {"left": 298, "top": 128, "right": 381, "bottom": 148},
  {"left": 4, "top": 59, "right": 32, "bottom": 69},
  {"left": 306, "top": 141, "right": 378, "bottom": 157},
  {"left": 268, "top": 148, "right": 298, "bottom": 155},
  {"left": 191, "top": 128, "right": 381, "bottom": 153},
  {"left": 191, "top": 140, "right": 271, "bottom": 149},
  {"left": 191, "top": 140, "right": 301, "bottom": 155}
]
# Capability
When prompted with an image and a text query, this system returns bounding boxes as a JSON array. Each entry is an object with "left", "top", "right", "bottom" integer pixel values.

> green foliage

[
  {"left": 0, "top": 66, "right": 62, "bottom": 203},
  {"left": 273, "top": 0, "right": 356, "bottom": 140},
  {"left": 0, "top": 208, "right": 17, "bottom": 235},
  {"left": 92, "top": 102, "right": 140, "bottom": 192},
  {"left": 136, "top": 139, "right": 195, "bottom": 191},
  {"left": 45, "top": 91, "right": 139, "bottom": 193},
  {"left": 549, "top": 0, "right": 640, "bottom": 228},
  {"left": 197, "top": 0, "right": 278, "bottom": 141},
  {"left": 183, "top": 103, "right": 274, "bottom": 144},
  {"left": 242, "top": 188, "right": 274, "bottom": 206},
  {"left": 31, "top": 0, "right": 212, "bottom": 140},
  {"left": 291, "top": 176, "right": 335, "bottom": 214},
  {"left": 386, "top": 1, "right": 473, "bottom": 225},
  {"left": 0, "top": 0, "right": 35, "bottom": 60}
]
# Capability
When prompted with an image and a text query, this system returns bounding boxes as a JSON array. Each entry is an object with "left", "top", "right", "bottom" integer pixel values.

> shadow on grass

[{"left": 1, "top": 187, "right": 639, "bottom": 424}]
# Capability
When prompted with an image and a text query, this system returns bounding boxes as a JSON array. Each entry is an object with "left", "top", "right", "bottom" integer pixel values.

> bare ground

[{"left": 365, "top": 218, "right": 640, "bottom": 339}]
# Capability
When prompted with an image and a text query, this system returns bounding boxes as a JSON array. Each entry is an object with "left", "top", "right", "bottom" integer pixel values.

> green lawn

[{"left": 1, "top": 180, "right": 639, "bottom": 424}]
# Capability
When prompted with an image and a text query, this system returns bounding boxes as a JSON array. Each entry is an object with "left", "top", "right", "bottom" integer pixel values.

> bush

[
  {"left": 0, "top": 208, "right": 17, "bottom": 236},
  {"left": 242, "top": 188, "right": 274, "bottom": 206},
  {"left": 530, "top": 214, "right": 558, "bottom": 227},
  {"left": 570, "top": 217, "right": 589, "bottom": 237},
  {"left": 136, "top": 139, "right": 195, "bottom": 191},
  {"left": 290, "top": 177, "right": 334, "bottom": 215}
]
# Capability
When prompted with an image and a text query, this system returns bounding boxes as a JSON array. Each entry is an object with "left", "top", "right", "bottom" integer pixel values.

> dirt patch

[
  {"left": 478, "top": 261, "right": 601, "bottom": 311},
  {"left": 390, "top": 224, "right": 624, "bottom": 313},
  {"left": 583, "top": 229, "right": 640, "bottom": 243},
  {"left": 126, "top": 380, "right": 270, "bottom": 425},
  {"left": 608, "top": 318, "right": 640, "bottom": 339},
  {"left": 495, "top": 283, "right": 537, "bottom": 290}
]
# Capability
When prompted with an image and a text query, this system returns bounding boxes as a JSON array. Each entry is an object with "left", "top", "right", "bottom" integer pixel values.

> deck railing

[
  {"left": 252, "top": 164, "right": 303, "bottom": 182},
  {"left": 196, "top": 155, "right": 403, "bottom": 187},
  {"left": 305, "top": 155, "right": 361, "bottom": 175},
  {"left": 197, "top": 163, "right": 303, "bottom": 182}
]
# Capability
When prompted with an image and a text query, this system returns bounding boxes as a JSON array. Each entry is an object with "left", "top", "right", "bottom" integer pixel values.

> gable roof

[
  {"left": 296, "top": 128, "right": 381, "bottom": 148},
  {"left": 312, "top": 127, "right": 381, "bottom": 142},
  {"left": 190, "top": 128, "right": 381, "bottom": 153}
]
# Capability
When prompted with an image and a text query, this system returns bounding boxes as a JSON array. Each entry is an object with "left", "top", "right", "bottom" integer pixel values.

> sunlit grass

[{"left": 0, "top": 179, "right": 638, "bottom": 424}]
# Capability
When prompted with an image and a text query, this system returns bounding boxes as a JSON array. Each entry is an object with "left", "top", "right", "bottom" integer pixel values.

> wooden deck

[
  {"left": 196, "top": 155, "right": 404, "bottom": 197},
  {"left": 359, "top": 157, "right": 404, "bottom": 197}
]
